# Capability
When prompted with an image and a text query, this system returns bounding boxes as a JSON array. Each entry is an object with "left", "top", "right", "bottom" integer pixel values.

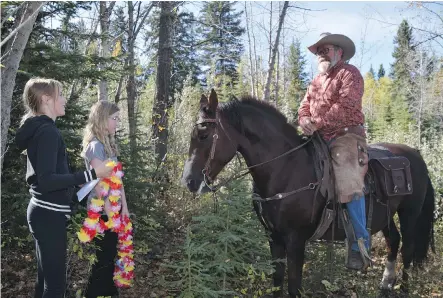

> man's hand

[{"left": 300, "top": 117, "right": 318, "bottom": 135}]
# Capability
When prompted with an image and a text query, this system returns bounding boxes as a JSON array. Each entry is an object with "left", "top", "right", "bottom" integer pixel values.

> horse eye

[{"left": 198, "top": 134, "right": 209, "bottom": 141}]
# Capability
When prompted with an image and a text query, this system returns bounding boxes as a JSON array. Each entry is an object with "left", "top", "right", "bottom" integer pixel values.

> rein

[{"left": 195, "top": 116, "right": 318, "bottom": 201}]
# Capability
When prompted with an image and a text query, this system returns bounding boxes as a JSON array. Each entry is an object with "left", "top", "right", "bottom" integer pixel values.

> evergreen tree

[
  {"left": 368, "top": 64, "right": 375, "bottom": 78},
  {"left": 391, "top": 20, "right": 414, "bottom": 81},
  {"left": 377, "top": 64, "right": 386, "bottom": 80},
  {"left": 167, "top": 176, "right": 275, "bottom": 296},
  {"left": 171, "top": 11, "right": 201, "bottom": 100},
  {"left": 389, "top": 19, "right": 414, "bottom": 132},
  {"left": 198, "top": 1, "right": 245, "bottom": 93},
  {"left": 233, "top": 56, "right": 251, "bottom": 98},
  {"left": 286, "top": 39, "right": 308, "bottom": 119}
]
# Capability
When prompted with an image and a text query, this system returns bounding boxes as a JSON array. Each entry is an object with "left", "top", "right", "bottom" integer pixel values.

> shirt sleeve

[
  {"left": 85, "top": 141, "right": 106, "bottom": 162},
  {"left": 35, "top": 128, "right": 96, "bottom": 192},
  {"left": 311, "top": 68, "right": 364, "bottom": 130}
]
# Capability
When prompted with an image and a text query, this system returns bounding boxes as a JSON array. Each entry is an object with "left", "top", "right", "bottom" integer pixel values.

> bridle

[
  {"left": 194, "top": 114, "right": 318, "bottom": 201},
  {"left": 194, "top": 117, "right": 218, "bottom": 184}
]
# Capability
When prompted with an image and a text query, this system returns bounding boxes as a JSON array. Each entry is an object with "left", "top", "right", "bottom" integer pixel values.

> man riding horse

[{"left": 298, "top": 32, "right": 370, "bottom": 270}]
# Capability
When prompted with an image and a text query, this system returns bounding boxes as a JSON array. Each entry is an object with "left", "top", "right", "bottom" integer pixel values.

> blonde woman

[
  {"left": 15, "top": 78, "right": 113, "bottom": 298},
  {"left": 82, "top": 100, "right": 129, "bottom": 298}
]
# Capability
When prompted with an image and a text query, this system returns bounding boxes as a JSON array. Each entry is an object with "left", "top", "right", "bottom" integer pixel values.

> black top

[{"left": 16, "top": 115, "right": 96, "bottom": 211}]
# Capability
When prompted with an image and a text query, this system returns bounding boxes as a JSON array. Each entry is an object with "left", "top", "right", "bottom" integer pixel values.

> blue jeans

[{"left": 346, "top": 195, "right": 369, "bottom": 251}]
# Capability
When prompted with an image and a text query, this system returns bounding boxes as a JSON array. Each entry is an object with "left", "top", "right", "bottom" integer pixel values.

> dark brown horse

[{"left": 181, "top": 90, "right": 435, "bottom": 297}]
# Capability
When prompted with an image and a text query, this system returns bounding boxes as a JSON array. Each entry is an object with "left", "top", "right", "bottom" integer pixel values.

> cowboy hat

[{"left": 308, "top": 32, "right": 356, "bottom": 61}]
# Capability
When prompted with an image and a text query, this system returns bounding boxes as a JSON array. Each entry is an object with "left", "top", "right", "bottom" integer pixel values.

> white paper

[{"left": 77, "top": 179, "right": 100, "bottom": 202}]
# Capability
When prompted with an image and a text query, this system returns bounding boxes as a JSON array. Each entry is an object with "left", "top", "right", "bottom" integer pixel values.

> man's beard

[{"left": 318, "top": 54, "right": 340, "bottom": 74}]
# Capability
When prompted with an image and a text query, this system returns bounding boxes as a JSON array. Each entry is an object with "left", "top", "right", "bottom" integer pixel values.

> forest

[{"left": 1, "top": 1, "right": 442, "bottom": 297}]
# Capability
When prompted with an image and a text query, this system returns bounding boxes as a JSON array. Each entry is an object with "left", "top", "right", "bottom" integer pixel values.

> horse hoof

[
  {"left": 379, "top": 277, "right": 396, "bottom": 290},
  {"left": 380, "top": 260, "right": 397, "bottom": 290}
]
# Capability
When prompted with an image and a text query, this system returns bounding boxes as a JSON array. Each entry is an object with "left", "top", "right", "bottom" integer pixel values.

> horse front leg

[
  {"left": 269, "top": 233, "right": 286, "bottom": 298},
  {"left": 380, "top": 220, "right": 400, "bottom": 290},
  {"left": 286, "top": 232, "right": 306, "bottom": 298}
]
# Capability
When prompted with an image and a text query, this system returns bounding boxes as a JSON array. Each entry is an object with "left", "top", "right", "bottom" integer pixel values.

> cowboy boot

[{"left": 345, "top": 194, "right": 371, "bottom": 270}]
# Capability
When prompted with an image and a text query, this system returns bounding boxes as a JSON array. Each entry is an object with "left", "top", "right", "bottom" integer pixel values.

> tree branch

[
  {"left": 287, "top": 5, "right": 326, "bottom": 12},
  {"left": 0, "top": 2, "right": 46, "bottom": 48},
  {"left": 1, "top": 2, "right": 25, "bottom": 26},
  {"left": 370, "top": 18, "right": 442, "bottom": 36},
  {"left": 420, "top": 3, "right": 443, "bottom": 24},
  {"left": 412, "top": 34, "right": 443, "bottom": 49},
  {"left": 134, "top": 3, "right": 154, "bottom": 38}
]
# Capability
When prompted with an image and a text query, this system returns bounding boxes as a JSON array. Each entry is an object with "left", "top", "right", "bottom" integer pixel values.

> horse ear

[
  {"left": 208, "top": 88, "right": 218, "bottom": 112},
  {"left": 200, "top": 94, "right": 209, "bottom": 109}
]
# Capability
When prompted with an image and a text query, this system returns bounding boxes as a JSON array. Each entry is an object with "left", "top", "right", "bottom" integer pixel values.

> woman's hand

[{"left": 94, "top": 160, "right": 113, "bottom": 178}]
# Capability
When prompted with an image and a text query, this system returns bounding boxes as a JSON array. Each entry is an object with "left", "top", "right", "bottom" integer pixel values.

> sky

[
  {"left": 287, "top": 1, "right": 442, "bottom": 76},
  {"left": 185, "top": 1, "right": 442, "bottom": 78},
  {"left": 51, "top": 1, "right": 442, "bottom": 78}
]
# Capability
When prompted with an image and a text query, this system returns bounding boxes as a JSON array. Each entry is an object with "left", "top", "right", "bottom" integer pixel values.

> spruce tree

[
  {"left": 198, "top": 1, "right": 245, "bottom": 96},
  {"left": 368, "top": 64, "right": 375, "bottom": 79},
  {"left": 377, "top": 64, "right": 385, "bottom": 80},
  {"left": 286, "top": 39, "right": 308, "bottom": 119},
  {"left": 389, "top": 20, "right": 414, "bottom": 132},
  {"left": 171, "top": 11, "right": 201, "bottom": 100}
]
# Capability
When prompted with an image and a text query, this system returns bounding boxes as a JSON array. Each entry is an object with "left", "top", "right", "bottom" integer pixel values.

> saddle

[
  {"left": 251, "top": 134, "right": 414, "bottom": 242},
  {"left": 308, "top": 135, "right": 414, "bottom": 242}
]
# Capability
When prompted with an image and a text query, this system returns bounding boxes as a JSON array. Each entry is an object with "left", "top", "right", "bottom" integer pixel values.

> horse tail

[{"left": 413, "top": 176, "right": 436, "bottom": 266}]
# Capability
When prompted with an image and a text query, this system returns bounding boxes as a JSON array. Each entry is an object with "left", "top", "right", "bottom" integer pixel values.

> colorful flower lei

[{"left": 77, "top": 161, "right": 134, "bottom": 288}]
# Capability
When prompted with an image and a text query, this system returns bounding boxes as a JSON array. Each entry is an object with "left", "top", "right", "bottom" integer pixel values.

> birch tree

[{"left": 1, "top": 1, "right": 45, "bottom": 170}]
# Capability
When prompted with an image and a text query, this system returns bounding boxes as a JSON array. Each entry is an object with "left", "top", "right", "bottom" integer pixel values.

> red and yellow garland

[{"left": 77, "top": 161, "right": 134, "bottom": 288}]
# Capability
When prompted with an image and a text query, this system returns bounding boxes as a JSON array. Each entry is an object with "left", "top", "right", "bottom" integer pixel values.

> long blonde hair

[
  {"left": 20, "top": 78, "right": 62, "bottom": 126},
  {"left": 82, "top": 101, "right": 120, "bottom": 158}
]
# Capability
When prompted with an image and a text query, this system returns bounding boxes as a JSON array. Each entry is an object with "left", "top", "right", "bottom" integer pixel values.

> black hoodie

[{"left": 16, "top": 115, "right": 97, "bottom": 212}]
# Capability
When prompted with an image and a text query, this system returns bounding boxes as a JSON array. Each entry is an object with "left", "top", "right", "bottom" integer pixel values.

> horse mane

[{"left": 218, "top": 96, "right": 300, "bottom": 139}]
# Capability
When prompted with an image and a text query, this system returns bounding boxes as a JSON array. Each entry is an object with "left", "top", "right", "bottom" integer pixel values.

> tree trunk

[
  {"left": 268, "top": 2, "right": 272, "bottom": 66},
  {"left": 282, "top": 22, "right": 287, "bottom": 103},
  {"left": 126, "top": 1, "right": 137, "bottom": 155},
  {"left": 262, "top": 1, "right": 289, "bottom": 101},
  {"left": 244, "top": 1, "right": 255, "bottom": 97},
  {"left": 250, "top": 2, "right": 259, "bottom": 98},
  {"left": 152, "top": 1, "right": 173, "bottom": 164},
  {"left": 416, "top": 50, "right": 425, "bottom": 149},
  {"left": 125, "top": 2, "right": 153, "bottom": 155},
  {"left": 98, "top": 1, "right": 115, "bottom": 101},
  {"left": 1, "top": 1, "right": 44, "bottom": 170},
  {"left": 274, "top": 47, "right": 280, "bottom": 106},
  {"left": 114, "top": 73, "right": 125, "bottom": 104}
]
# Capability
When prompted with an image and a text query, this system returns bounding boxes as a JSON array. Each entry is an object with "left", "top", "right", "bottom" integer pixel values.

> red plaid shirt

[{"left": 298, "top": 60, "right": 365, "bottom": 141}]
